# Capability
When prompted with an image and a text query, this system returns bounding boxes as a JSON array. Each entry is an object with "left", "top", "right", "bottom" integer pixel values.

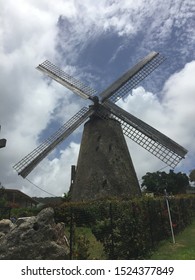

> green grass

[
  {"left": 75, "top": 227, "right": 106, "bottom": 259},
  {"left": 149, "top": 219, "right": 195, "bottom": 260}
]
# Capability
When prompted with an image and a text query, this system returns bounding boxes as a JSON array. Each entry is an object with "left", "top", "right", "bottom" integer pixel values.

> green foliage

[
  {"left": 63, "top": 192, "right": 71, "bottom": 202},
  {"left": 54, "top": 195, "right": 195, "bottom": 260},
  {"left": 10, "top": 207, "right": 40, "bottom": 218},
  {"left": 73, "top": 232, "right": 90, "bottom": 260},
  {"left": 141, "top": 170, "right": 189, "bottom": 195},
  {"left": 189, "top": 169, "right": 195, "bottom": 183},
  {"left": 92, "top": 197, "right": 195, "bottom": 259},
  {"left": 0, "top": 186, "right": 7, "bottom": 207},
  {"left": 54, "top": 200, "right": 111, "bottom": 226},
  {"left": 92, "top": 199, "right": 153, "bottom": 259},
  {"left": 0, "top": 186, "right": 11, "bottom": 219}
]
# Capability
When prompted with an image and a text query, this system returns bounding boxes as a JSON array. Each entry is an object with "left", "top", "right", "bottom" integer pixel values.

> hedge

[{"left": 54, "top": 195, "right": 195, "bottom": 259}]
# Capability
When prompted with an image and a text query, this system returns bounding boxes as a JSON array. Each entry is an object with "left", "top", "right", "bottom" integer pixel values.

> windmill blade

[
  {"left": 13, "top": 106, "right": 94, "bottom": 178},
  {"left": 100, "top": 101, "right": 187, "bottom": 168},
  {"left": 37, "top": 60, "right": 97, "bottom": 100},
  {"left": 100, "top": 51, "right": 165, "bottom": 103}
]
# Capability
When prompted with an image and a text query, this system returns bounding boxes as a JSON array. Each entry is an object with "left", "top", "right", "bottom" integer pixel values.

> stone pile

[{"left": 0, "top": 207, "right": 69, "bottom": 260}]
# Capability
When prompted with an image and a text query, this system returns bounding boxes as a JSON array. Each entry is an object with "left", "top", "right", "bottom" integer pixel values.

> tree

[
  {"left": 141, "top": 170, "right": 189, "bottom": 195},
  {"left": 0, "top": 184, "right": 7, "bottom": 207},
  {"left": 62, "top": 191, "right": 71, "bottom": 202},
  {"left": 189, "top": 169, "right": 195, "bottom": 186}
]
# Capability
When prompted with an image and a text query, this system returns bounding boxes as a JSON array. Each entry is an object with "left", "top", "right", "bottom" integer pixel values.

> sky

[{"left": 0, "top": 0, "right": 195, "bottom": 197}]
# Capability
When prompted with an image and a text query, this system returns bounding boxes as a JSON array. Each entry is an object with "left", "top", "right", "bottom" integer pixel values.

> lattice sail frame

[
  {"left": 100, "top": 52, "right": 165, "bottom": 103},
  {"left": 14, "top": 107, "right": 94, "bottom": 177},
  {"left": 97, "top": 102, "right": 186, "bottom": 168},
  {"left": 37, "top": 61, "right": 97, "bottom": 99}
]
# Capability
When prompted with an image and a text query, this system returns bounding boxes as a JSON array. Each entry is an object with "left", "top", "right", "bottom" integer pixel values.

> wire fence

[{"left": 55, "top": 196, "right": 195, "bottom": 260}]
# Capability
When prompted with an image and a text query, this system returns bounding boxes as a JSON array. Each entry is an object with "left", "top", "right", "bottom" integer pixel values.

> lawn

[{"left": 149, "top": 219, "right": 195, "bottom": 260}]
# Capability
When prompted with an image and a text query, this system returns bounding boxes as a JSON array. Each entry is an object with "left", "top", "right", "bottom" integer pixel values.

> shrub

[{"left": 54, "top": 195, "right": 195, "bottom": 259}]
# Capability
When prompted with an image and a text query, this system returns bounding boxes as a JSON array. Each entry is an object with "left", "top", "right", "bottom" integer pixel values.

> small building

[{"left": 2, "top": 189, "right": 38, "bottom": 208}]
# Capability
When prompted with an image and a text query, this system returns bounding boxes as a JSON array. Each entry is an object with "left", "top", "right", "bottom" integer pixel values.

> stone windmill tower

[
  {"left": 69, "top": 116, "right": 140, "bottom": 200},
  {"left": 13, "top": 52, "right": 187, "bottom": 201}
]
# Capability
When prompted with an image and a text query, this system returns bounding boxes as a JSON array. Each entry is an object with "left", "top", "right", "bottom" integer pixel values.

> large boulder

[{"left": 0, "top": 207, "right": 69, "bottom": 260}]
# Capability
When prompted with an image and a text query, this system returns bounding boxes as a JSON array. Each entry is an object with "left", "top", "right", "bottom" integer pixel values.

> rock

[
  {"left": 0, "top": 219, "right": 14, "bottom": 234},
  {"left": 0, "top": 207, "right": 69, "bottom": 260}
]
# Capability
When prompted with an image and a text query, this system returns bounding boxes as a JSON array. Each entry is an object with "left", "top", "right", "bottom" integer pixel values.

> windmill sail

[
  {"left": 13, "top": 107, "right": 94, "bottom": 178},
  {"left": 37, "top": 60, "right": 97, "bottom": 100},
  {"left": 101, "top": 101, "right": 187, "bottom": 168},
  {"left": 100, "top": 52, "right": 165, "bottom": 103}
]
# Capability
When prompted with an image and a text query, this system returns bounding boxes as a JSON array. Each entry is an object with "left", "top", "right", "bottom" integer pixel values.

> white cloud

[
  {"left": 119, "top": 60, "right": 195, "bottom": 179},
  {"left": 23, "top": 142, "right": 80, "bottom": 197},
  {"left": 0, "top": 0, "right": 79, "bottom": 196},
  {"left": 162, "top": 61, "right": 195, "bottom": 143}
]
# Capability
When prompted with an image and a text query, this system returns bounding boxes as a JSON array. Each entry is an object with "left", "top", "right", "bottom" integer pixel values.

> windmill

[{"left": 13, "top": 52, "right": 187, "bottom": 201}]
